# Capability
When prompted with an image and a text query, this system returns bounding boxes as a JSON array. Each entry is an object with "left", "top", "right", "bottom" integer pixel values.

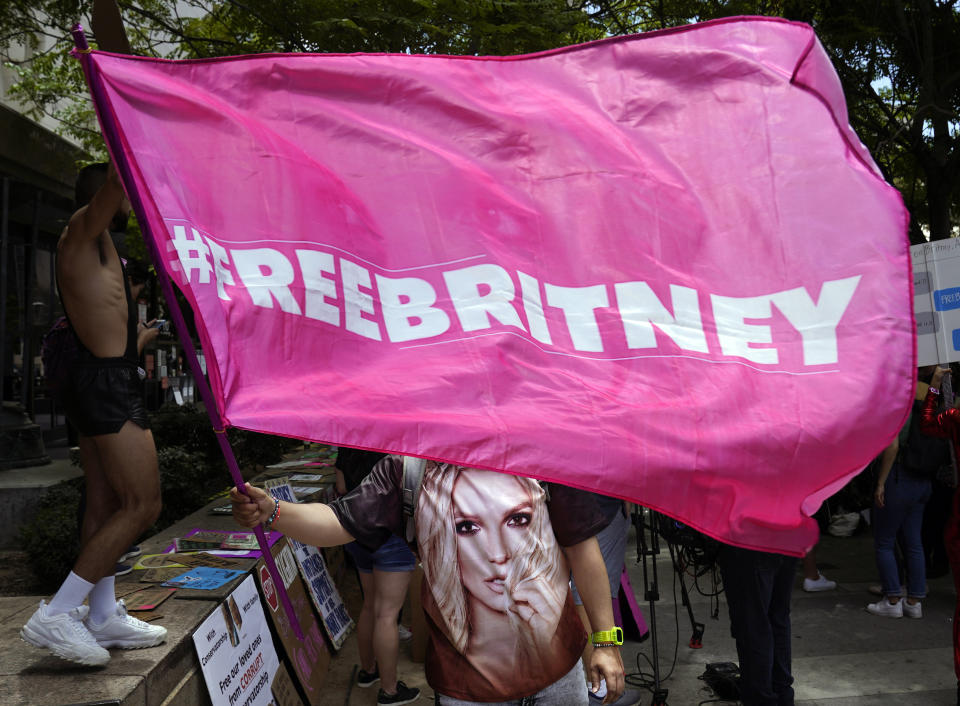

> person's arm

[
  {"left": 137, "top": 320, "right": 159, "bottom": 354},
  {"left": 230, "top": 483, "right": 355, "bottom": 547},
  {"left": 563, "top": 536, "right": 625, "bottom": 705},
  {"left": 334, "top": 469, "right": 348, "bottom": 497},
  {"left": 920, "top": 367, "right": 957, "bottom": 437},
  {"left": 62, "top": 164, "right": 126, "bottom": 248},
  {"left": 874, "top": 436, "right": 899, "bottom": 508}
]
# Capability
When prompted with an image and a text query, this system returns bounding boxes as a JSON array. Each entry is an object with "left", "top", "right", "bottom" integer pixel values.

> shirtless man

[{"left": 21, "top": 163, "right": 166, "bottom": 666}]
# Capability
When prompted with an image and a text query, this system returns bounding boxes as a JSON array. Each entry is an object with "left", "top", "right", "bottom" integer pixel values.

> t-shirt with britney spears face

[{"left": 329, "top": 456, "right": 609, "bottom": 701}]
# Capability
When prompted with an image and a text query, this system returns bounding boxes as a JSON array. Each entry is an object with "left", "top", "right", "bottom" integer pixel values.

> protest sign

[
  {"left": 255, "top": 537, "right": 330, "bottom": 704},
  {"left": 264, "top": 478, "right": 353, "bottom": 649},
  {"left": 912, "top": 239, "right": 960, "bottom": 366},
  {"left": 192, "top": 575, "right": 283, "bottom": 706}
]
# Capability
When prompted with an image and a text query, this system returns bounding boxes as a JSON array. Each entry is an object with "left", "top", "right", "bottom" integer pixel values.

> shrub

[
  {"left": 18, "top": 478, "right": 83, "bottom": 589},
  {"left": 154, "top": 446, "right": 226, "bottom": 532}
]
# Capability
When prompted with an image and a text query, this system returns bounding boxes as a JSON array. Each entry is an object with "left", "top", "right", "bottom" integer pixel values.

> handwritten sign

[
  {"left": 264, "top": 478, "right": 354, "bottom": 649},
  {"left": 255, "top": 537, "right": 330, "bottom": 704}
]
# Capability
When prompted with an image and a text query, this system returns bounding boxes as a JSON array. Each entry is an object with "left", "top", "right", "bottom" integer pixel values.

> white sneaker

[
  {"left": 903, "top": 600, "right": 922, "bottom": 619},
  {"left": 398, "top": 624, "right": 413, "bottom": 641},
  {"left": 866, "top": 599, "right": 903, "bottom": 618},
  {"left": 20, "top": 601, "right": 110, "bottom": 666},
  {"left": 803, "top": 573, "right": 837, "bottom": 592},
  {"left": 85, "top": 600, "right": 168, "bottom": 649}
]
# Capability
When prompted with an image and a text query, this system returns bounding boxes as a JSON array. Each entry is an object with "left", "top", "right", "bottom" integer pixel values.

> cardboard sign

[
  {"left": 125, "top": 587, "right": 176, "bottom": 611},
  {"left": 264, "top": 478, "right": 353, "bottom": 649},
  {"left": 912, "top": 239, "right": 960, "bottom": 366},
  {"left": 192, "top": 575, "right": 282, "bottom": 706},
  {"left": 255, "top": 538, "right": 330, "bottom": 705}
]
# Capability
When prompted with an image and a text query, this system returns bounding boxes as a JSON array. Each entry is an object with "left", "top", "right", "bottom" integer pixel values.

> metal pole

[
  {"left": 0, "top": 178, "right": 8, "bottom": 405},
  {"left": 22, "top": 191, "right": 40, "bottom": 418}
]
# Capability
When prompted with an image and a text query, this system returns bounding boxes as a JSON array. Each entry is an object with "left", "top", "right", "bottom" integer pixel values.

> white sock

[
  {"left": 88, "top": 576, "right": 117, "bottom": 625},
  {"left": 47, "top": 571, "right": 95, "bottom": 616}
]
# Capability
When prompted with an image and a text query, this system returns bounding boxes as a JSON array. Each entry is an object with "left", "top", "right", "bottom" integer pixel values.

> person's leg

[
  {"left": 901, "top": 477, "right": 932, "bottom": 605},
  {"left": 356, "top": 568, "right": 377, "bottom": 674},
  {"left": 72, "top": 422, "right": 160, "bottom": 583},
  {"left": 46, "top": 436, "right": 118, "bottom": 617},
  {"left": 719, "top": 546, "right": 778, "bottom": 706},
  {"left": 769, "top": 555, "right": 798, "bottom": 706},
  {"left": 372, "top": 567, "right": 414, "bottom": 695},
  {"left": 873, "top": 479, "right": 909, "bottom": 601}
]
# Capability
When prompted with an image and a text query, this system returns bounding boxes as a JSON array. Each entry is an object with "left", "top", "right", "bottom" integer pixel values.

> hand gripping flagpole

[{"left": 71, "top": 25, "right": 304, "bottom": 639}]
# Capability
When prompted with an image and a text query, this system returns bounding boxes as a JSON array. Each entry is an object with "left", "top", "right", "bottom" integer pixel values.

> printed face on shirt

[{"left": 452, "top": 469, "right": 534, "bottom": 614}]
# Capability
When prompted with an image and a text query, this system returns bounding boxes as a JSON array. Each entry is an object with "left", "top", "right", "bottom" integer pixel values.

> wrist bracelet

[
  {"left": 592, "top": 642, "right": 618, "bottom": 648},
  {"left": 264, "top": 497, "right": 280, "bottom": 529}
]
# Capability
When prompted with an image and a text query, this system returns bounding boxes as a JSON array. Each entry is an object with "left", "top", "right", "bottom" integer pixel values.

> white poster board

[
  {"left": 912, "top": 239, "right": 960, "bottom": 366},
  {"left": 264, "top": 478, "right": 354, "bottom": 649},
  {"left": 192, "top": 574, "right": 282, "bottom": 706}
]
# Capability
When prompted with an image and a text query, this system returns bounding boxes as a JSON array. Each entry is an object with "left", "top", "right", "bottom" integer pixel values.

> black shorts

[{"left": 59, "top": 355, "right": 149, "bottom": 437}]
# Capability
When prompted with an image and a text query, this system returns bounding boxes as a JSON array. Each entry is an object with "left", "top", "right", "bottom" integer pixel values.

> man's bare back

[{"left": 56, "top": 166, "right": 131, "bottom": 358}]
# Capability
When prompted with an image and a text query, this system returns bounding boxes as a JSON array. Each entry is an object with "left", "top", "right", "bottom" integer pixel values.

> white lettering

[
  {"left": 615, "top": 282, "right": 708, "bottom": 353},
  {"left": 296, "top": 249, "right": 339, "bottom": 326},
  {"left": 518, "top": 272, "right": 552, "bottom": 344},
  {"left": 711, "top": 293, "right": 777, "bottom": 364},
  {"left": 770, "top": 275, "right": 861, "bottom": 366},
  {"left": 231, "top": 248, "right": 302, "bottom": 315},
  {"left": 340, "top": 258, "right": 381, "bottom": 341},
  {"left": 171, "top": 225, "right": 213, "bottom": 284},
  {"left": 376, "top": 274, "right": 451, "bottom": 342},
  {"left": 443, "top": 264, "right": 526, "bottom": 333},
  {"left": 204, "top": 236, "right": 235, "bottom": 301},
  {"left": 544, "top": 283, "right": 608, "bottom": 352}
]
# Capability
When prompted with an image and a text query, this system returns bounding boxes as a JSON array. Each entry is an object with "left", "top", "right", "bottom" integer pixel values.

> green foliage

[
  {"left": 154, "top": 445, "right": 224, "bottom": 530},
  {"left": 17, "top": 478, "right": 82, "bottom": 587},
  {"left": 18, "top": 403, "right": 297, "bottom": 587}
]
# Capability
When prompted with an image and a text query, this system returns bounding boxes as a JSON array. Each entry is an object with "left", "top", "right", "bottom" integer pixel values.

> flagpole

[{"left": 70, "top": 25, "right": 304, "bottom": 639}]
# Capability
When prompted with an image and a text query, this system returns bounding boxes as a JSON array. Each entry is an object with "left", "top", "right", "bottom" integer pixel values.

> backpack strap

[{"left": 402, "top": 456, "right": 426, "bottom": 544}]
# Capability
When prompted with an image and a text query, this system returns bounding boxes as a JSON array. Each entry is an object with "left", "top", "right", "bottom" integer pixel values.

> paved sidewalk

[{"left": 2, "top": 507, "right": 956, "bottom": 704}]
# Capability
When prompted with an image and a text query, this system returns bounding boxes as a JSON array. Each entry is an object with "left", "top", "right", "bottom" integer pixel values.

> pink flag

[{"left": 81, "top": 16, "right": 913, "bottom": 555}]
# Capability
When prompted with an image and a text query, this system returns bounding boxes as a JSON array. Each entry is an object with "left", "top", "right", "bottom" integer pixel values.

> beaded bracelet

[{"left": 264, "top": 497, "right": 280, "bottom": 529}]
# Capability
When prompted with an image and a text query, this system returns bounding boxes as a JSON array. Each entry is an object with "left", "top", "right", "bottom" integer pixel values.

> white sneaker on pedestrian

[
  {"left": 803, "top": 573, "right": 837, "bottom": 592},
  {"left": 85, "top": 600, "right": 167, "bottom": 649},
  {"left": 866, "top": 599, "right": 903, "bottom": 618},
  {"left": 398, "top": 624, "right": 413, "bottom": 641},
  {"left": 20, "top": 601, "right": 110, "bottom": 666},
  {"left": 903, "top": 600, "right": 922, "bottom": 619}
]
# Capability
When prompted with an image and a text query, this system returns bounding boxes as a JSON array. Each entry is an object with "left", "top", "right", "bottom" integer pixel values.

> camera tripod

[{"left": 632, "top": 506, "right": 706, "bottom": 706}]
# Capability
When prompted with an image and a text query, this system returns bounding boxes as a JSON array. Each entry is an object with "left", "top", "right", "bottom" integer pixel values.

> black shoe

[
  {"left": 378, "top": 681, "right": 420, "bottom": 705},
  {"left": 357, "top": 666, "right": 379, "bottom": 688}
]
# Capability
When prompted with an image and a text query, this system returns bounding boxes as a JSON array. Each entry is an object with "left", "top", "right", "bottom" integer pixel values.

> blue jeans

[
  {"left": 719, "top": 546, "right": 797, "bottom": 706},
  {"left": 436, "top": 659, "right": 588, "bottom": 705},
  {"left": 874, "top": 466, "right": 932, "bottom": 599}
]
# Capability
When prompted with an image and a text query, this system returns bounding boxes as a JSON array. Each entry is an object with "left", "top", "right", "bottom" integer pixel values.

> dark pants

[{"left": 719, "top": 546, "right": 798, "bottom": 706}]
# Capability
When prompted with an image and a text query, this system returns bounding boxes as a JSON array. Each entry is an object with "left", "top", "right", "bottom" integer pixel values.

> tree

[
  {"left": 1, "top": 1, "right": 606, "bottom": 154},
  {"left": 4, "top": 1, "right": 956, "bottom": 240}
]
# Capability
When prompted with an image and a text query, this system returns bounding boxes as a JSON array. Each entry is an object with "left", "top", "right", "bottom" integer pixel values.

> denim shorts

[{"left": 345, "top": 534, "right": 416, "bottom": 573}]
